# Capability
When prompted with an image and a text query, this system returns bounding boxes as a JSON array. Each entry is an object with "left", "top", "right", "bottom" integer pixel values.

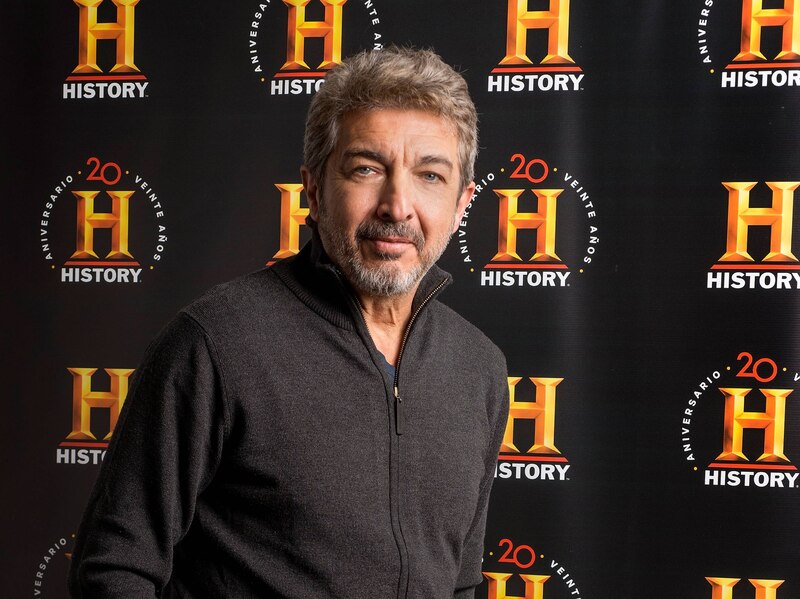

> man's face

[{"left": 302, "top": 109, "right": 475, "bottom": 298}]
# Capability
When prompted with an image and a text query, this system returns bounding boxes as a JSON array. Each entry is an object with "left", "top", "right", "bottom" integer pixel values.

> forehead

[{"left": 334, "top": 109, "right": 459, "bottom": 157}]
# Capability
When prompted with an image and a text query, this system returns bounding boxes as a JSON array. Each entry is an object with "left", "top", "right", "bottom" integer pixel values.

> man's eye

[
  {"left": 354, "top": 166, "right": 375, "bottom": 175},
  {"left": 422, "top": 172, "right": 442, "bottom": 182}
]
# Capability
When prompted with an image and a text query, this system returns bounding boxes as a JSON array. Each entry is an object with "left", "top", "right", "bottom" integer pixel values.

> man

[{"left": 69, "top": 47, "right": 509, "bottom": 598}]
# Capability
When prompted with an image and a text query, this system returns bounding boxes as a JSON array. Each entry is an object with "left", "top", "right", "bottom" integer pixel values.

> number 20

[
  {"left": 736, "top": 351, "right": 778, "bottom": 383},
  {"left": 498, "top": 538, "right": 536, "bottom": 569}
]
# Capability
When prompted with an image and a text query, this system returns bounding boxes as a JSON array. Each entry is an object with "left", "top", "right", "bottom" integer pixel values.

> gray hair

[{"left": 303, "top": 46, "right": 478, "bottom": 191}]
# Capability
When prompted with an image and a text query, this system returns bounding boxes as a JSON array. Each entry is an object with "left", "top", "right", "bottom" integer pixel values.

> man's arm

[
  {"left": 69, "top": 314, "right": 227, "bottom": 597},
  {"left": 454, "top": 356, "right": 510, "bottom": 598}
]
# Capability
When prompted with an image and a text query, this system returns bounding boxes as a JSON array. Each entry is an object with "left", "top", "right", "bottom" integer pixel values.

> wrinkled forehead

[
  {"left": 344, "top": 104, "right": 459, "bottom": 132},
  {"left": 332, "top": 108, "right": 461, "bottom": 160}
]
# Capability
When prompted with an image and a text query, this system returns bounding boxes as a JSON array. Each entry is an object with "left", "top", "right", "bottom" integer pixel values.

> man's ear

[
  {"left": 452, "top": 181, "right": 476, "bottom": 234},
  {"left": 301, "top": 166, "right": 320, "bottom": 222}
]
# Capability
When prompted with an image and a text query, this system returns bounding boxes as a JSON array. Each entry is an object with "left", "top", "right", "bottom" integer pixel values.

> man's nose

[{"left": 377, "top": 172, "right": 414, "bottom": 222}]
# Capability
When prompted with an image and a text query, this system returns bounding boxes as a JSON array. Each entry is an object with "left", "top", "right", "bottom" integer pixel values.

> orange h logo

[
  {"left": 720, "top": 182, "right": 799, "bottom": 262},
  {"left": 66, "top": 367, "right": 134, "bottom": 441},
  {"left": 273, "top": 183, "right": 309, "bottom": 259},
  {"left": 71, "top": 190, "right": 134, "bottom": 260},
  {"left": 493, "top": 189, "right": 562, "bottom": 262},
  {"left": 707, "top": 577, "right": 784, "bottom": 599},
  {"left": 501, "top": 0, "right": 574, "bottom": 65},
  {"left": 282, "top": 0, "right": 347, "bottom": 71},
  {"left": 73, "top": 0, "right": 140, "bottom": 74},
  {"left": 734, "top": 0, "right": 800, "bottom": 62},
  {"left": 502, "top": 377, "right": 563, "bottom": 455},
  {"left": 484, "top": 572, "right": 550, "bottom": 599},
  {"left": 716, "top": 387, "right": 791, "bottom": 463}
]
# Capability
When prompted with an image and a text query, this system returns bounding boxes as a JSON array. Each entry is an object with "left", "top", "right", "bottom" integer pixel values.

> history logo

[
  {"left": 458, "top": 152, "right": 599, "bottom": 288},
  {"left": 248, "top": 0, "right": 385, "bottom": 97},
  {"left": 681, "top": 351, "right": 799, "bottom": 489},
  {"left": 268, "top": 181, "right": 309, "bottom": 264},
  {"left": 56, "top": 367, "right": 134, "bottom": 466},
  {"left": 696, "top": 0, "right": 800, "bottom": 89},
  {"left": 487, "top": 0, "right": 584, "bottom": 94},
  {"left": 39, "top": 156, "right": 168, "bottom": 284},
  {"left": 63, "top": 0, "right": 149, "bottom": 100},
  {"left": 707, "top": 181, "right": 800, "bottom": 290},
  {"left": 706, "top": 576, "right": 788, "bottom": 599},
  {"left": 483, "top": 538, "right": 586, "bottom": 599},
  {"left": 495, "top": 375, "right": 571, "bottom": 482}
]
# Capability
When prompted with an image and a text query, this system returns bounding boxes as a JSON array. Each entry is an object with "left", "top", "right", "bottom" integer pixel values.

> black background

[{"left": 3, "top": 1, "right": 800, "bottom": 597}]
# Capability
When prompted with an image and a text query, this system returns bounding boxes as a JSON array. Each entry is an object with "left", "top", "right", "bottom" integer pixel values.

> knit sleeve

[
  {"left": 454, "top": 351, "right": 510, "bottom": 597},
  {"left": 68, "top": 313, "right": 227, "bottom": 598}
]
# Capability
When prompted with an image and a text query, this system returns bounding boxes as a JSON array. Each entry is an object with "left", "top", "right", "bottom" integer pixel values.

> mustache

[{"left": 355, "top": 221, "right": 424, "bottom": 251}]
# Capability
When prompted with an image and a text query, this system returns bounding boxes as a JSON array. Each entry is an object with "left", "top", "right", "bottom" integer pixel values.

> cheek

[
  {"left": 328, "top": 185, "right": 376, "bottom": 223},
  {"left": 421, "top": 216, "right": 458, "bottom": 249},
  {"left": 420, "top": 200, "right": 459, "bottom": 230}
]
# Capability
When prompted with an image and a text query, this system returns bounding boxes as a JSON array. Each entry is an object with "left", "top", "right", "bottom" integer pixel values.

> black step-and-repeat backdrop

[{"left": 3, "top": 1, "right": 800, "bottom": 597}]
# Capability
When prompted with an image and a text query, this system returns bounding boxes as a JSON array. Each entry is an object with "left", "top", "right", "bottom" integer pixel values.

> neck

[{"left": 356, "top": 288, "right": 417, "bottom": 366}]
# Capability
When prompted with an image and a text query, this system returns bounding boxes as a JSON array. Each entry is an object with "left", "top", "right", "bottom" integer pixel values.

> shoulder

[
  {"left": 426, "top": 300, "right": 507, "bottom": 375},
  {"left": 178, "top": 268, "right": 307, "bottom": 334},
  {"left": 183, "top": 268, "right": 285, "bottom": 322},
  {"left": 146, "top": 268, "right": 294, "bottom": 356}
]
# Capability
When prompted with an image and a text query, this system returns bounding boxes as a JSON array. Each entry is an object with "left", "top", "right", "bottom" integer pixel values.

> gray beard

[{"left": 317, "top": 209, "right": 450, "bottom": 298}]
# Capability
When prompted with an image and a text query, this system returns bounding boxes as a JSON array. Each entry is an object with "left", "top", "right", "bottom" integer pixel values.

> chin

[{"left": 348, "top": 261, "right": 424, "bottom": 297}]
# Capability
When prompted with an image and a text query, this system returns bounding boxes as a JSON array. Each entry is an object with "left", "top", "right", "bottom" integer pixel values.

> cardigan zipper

[
  {"left": 392, "top": 277, "right": 449, "bottom": 435},
  {"left": 338, "top": 269, "right": 448, "bottom": 436},
  {"left": 388, "top": 276, "right": 448, "bottom": 599},
  {"left": 335, "top": 268, "right": 448, "bottom": 599}
]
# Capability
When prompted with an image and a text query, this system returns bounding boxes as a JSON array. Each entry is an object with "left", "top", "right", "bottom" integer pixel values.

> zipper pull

[{"left": 394, "top": 386, "right": 404, "bottom": 435}]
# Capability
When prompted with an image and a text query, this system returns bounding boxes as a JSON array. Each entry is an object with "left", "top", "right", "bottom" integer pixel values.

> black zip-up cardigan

[{"left": 69, "top": 236, "right": 509, "bottom": 598}]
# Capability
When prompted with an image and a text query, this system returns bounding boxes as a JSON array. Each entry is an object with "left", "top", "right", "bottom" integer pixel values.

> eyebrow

[
  {"left": 417, "top": 155, "right": 454, "bottom": 172},
  {"left": 342, "top": 149, "right": 387, "bottom": 163},
  {"left": 342, "top": 149, "right": 454, "bottom": 171}
]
